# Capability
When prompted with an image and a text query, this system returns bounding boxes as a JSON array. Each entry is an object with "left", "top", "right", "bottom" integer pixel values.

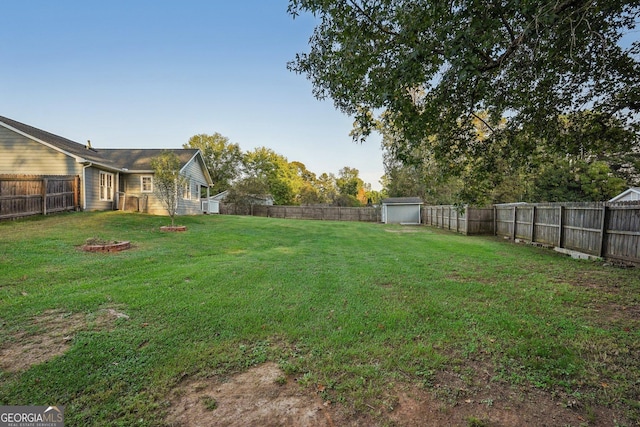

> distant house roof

[
  {"left": 382, "top": 197, "right": 423, "bottom": 205},
  {"left": 209, "top": 190, "right": 274, "bottom": 204},
  {"left": 609, "top": 187, "right": 640, "bottom": 202},
  {"left": 210, "top": 190, "right": 229, "bottom": 201}
]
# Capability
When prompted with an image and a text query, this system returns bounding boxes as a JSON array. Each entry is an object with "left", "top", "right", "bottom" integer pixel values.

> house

[
  {"left": 202, "top": 190, "right": 228, "bottom": 214},
  {"left": 0, "top": 115, "right": 213, "bottom": 216},
  {"left": 609, "top": 187, "right": 640, "bottom": 203},
  {"left": 202, "top": 190, "right": 274, "bottom": 214},
  {"left": 381, "top": 197, "right": 423, "bottom": 224}
]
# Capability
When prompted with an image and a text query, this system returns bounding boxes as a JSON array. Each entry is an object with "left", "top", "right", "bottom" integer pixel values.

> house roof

[
  {"left": 0, "top": 116, "right": 211, "bottom": 184},
  {"left": 609, "top": 187, "right": 640, "bottom": 202},
  {"left": 99, "top": 149, "right": 200, "bottom": 172},
  {"left": 382, "top": 197, "right": 423, "bottom": 205},
  {"left": 0, "top": 115, "right": 114, "bottom": 167}
]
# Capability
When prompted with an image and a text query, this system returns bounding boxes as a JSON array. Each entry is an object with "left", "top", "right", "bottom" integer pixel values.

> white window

[
  {"left": 192, "top": 181, "right": 200, "bottom": 200},
  {"left": 183, "top": 180, "right": 191, "bottom": 200},
  {"left": 141, "top": 176, "right": 153, "bottom": 193},
  {"left": 99, "top": 171, "right": 114, "bottom": 201}
]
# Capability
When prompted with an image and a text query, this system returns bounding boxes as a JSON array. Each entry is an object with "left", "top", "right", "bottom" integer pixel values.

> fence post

[
  {"left": 42, "top": 178, "right": 48, "bottom": 216},
  {"left": 531, "top": 205, "right": 536, "bottom": 242},
  {"left": 74, "top": 176, "right": 80, "bottom": 210},
  {"left": 558, "top": 206, "right": 564, "bottom": 248},
  {"left": 461, "top": 205, "right": 466, "bottom": 235},
  {"left": 512, "top": 206, "right": 517, "bottom": 240},
  {"left": 493, "top": 206, "right": 497, "bottom": 236},
  {"left": 599, "top": 205, "right": 609, "bottom": 258}
]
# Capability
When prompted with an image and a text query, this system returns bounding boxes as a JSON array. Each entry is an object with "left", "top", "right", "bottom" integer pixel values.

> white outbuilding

[
  {"left": 609, "top": 187, "right": 640, "bottom": 202},
  {"left": 381, "top": 197, "right": 423, "bottom": 224}
]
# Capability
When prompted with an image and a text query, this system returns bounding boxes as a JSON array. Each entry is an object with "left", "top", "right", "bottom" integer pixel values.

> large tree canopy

[
  {"left": 183, "top": 133, "right": 243, "bottom": 194},
  {"left": 288, "top": 0, "right": 640, "bottom": 201}
]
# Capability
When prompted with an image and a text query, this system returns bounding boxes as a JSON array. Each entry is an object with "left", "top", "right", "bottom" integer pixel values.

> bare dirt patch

[
  {"left": 166, "top": 362, "right": 629, "bottom": 427},
  {"left": 384, "top": 227, "right": 429, "bottom": 234},
  {"left": 0, "top": 308, "right": 128, "bottom": 373},
  {"left": 167, "top": 363, "right": 359, "bottom": 427},
  {"left": 387, "top": 383, "right": 623, "bottom": 427}
]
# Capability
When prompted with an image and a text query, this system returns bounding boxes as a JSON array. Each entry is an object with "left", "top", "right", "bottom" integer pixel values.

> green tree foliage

[
  {"left": 181, "top": 130, "right": 384, "bottom": 206},
  {"left": 380, "top": 109, "right": 635, "bottom": 203},
  {"left": 315, "top": 172, "right": 338, "bottom": 204},
  {"left": 224, "top": 175, "right": 270, "bottom": 209},
  {"left": 364, "top": 187, "right": 384, "bottom": 205},
  {"left": 242, "top": 147, "right": 302, "bottom": 205},
  {"left": 150, "top": 151, "right": 188, "bottom": 226},
  {"left": 289, "top": 0, "right": 640, "bottom": 202},
  {"left": 183, "top": 133, "right": 243, "bottom": 194},
  {"left": 335, "top": 167, "right": 367, "bottom": 206},
  {"left": 290, "top": 161, "right": 323, "bottom": 204},
  {"left": 382, "top": 132, "right": 464, "bottom": 204},
  {"left": 336, "top": 166, "right": 363, "bottom": 197},
  {"left": 531, "top": 158, "right": 627, "bottom": 202}
]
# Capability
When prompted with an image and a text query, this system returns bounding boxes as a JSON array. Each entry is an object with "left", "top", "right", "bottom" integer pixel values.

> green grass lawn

[{"left": 1, "top": 212, "right": 638, "bottom": 426}]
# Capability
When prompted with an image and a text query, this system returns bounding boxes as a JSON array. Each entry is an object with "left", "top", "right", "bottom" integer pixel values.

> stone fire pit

[
  {"left": 160, "top": 226, "right": 187, "bottom": 232},
  {"left": 81, "top": 237, "right": 131, "bottom": 253}
]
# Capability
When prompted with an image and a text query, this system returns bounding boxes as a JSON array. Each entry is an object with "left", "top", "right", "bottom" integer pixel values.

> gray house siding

[
  {"left": 118, "top": 163, "right": 209, "bottom": 216},
  {"left": 177, "top": 157, "right": 210, "bottom": 215},
  {"left": 121, "top": 173, "right": 165, "bottom": 215},
  {"left": 1, "top": 116, "right": 213, "bottom": 217},
  {"left": 182, "top": 155, "right": 209, "bottom": 190},
  {"left": 0, "top": 128, "right": 82, "bottom": 175},
  {"left": 178, "top": 157, "right": 208, "bottom": 215},
  {"left": 83, "top": 167, "right": 117, "bottom": 211}
]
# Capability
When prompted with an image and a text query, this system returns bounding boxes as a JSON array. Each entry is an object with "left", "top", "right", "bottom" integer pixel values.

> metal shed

[{"left": 381, "top": 197, "right": 423, "bottom": 224}]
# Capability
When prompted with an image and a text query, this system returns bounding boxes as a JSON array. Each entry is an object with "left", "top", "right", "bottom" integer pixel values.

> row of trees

[
  {"left": 288, "top": 0, "right": 640, "bottom": 205},
  {"left": 183, "top": 133, "right": 383, "bottom": 207},
  {"left": 381, "top": 110, "right": 639, "bottom": 205},
  {"left": 182, "top": 110, "right": 638, "bottom": 210}
]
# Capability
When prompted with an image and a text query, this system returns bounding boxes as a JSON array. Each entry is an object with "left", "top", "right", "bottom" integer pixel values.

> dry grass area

[
  {"left": 165, "top": 360, "right": 624, "bottom": 427},
  {"left": 0, "top": 308, "right": 128, "bottom": 373}
]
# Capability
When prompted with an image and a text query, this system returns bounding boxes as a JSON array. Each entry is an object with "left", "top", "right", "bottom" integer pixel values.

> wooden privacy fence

[
  {"left": 424, "top": 202, "right": 640, "bottom": 264},
  {"left": 220, "top": 203, "right": 380, "bottom": 222},
  {"left": 495, "top": 202, "right": 640, "bottom": 264},
  {"left": 0, "top": 175, "right": 80, "bottom": 220},
  {"left": 422, "top": 205, "right": 495, "bottom": 235}
]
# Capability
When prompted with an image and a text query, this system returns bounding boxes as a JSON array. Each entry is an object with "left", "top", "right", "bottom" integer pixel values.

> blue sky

[{"left": 1, "top": 0, "right": 384, "bottom": 189}]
